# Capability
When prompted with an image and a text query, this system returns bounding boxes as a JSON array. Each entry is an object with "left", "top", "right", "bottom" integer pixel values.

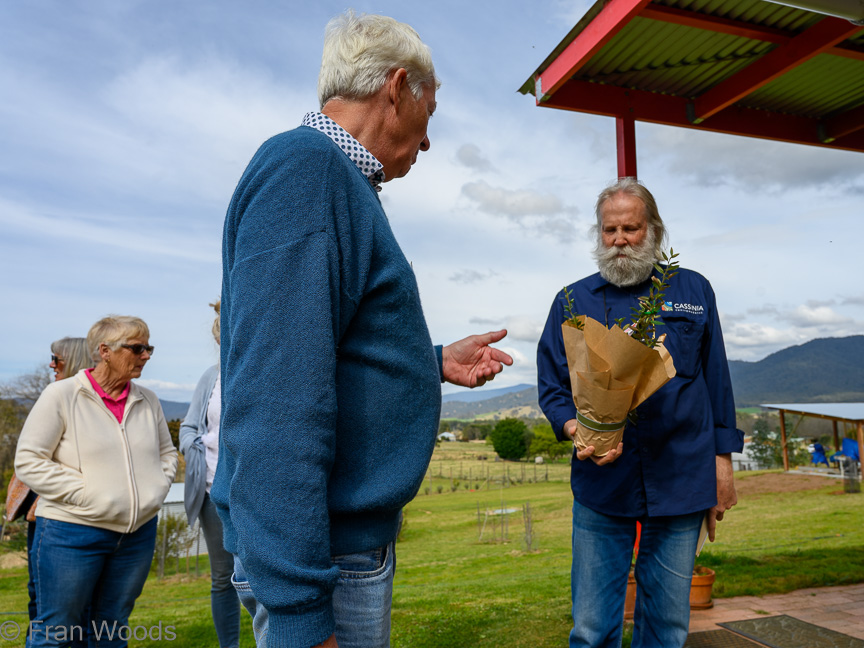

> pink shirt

[{"left": 85, "top": 369, "right": 129, "bottom": 423}]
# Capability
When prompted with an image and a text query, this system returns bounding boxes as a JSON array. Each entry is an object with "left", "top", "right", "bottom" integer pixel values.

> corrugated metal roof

[
  {"left": 761, "top": 403, "right": 864, "bottom": 421},
  {"left": 520, "top": 0, "right": 864, "bottom": 152},
  {"left": 577, "top": 18, "right": 774, "bottom": 97},
  {"left": 744, "top": 55, "right": 864, "bottom": 116}
]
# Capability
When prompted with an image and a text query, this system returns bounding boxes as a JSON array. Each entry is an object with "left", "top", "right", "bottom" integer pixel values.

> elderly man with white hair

[
  {"left": 537, "top": 177, "right": 743, "bottom": 648},
  {"left": 213, "top": 10, "right": 512, "bottom": 648}
]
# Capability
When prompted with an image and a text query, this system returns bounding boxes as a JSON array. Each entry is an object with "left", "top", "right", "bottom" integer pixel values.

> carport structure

[
  {"left": 762, "top": 402, "right": 864, "bottom": 472},
  {"left": 518, "top": 0, "right": 864, "bottom": 178}
]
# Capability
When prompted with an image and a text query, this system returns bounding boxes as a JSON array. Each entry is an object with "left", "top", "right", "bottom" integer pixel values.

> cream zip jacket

[{"left": 15, "top": 370, "right": 178, "bottom": 534}]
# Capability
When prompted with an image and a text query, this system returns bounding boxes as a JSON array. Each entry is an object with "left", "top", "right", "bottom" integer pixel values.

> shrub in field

[
  {"left": 528, "top": 423, "right": 572, "bottom": 461},
  {"left": 749, "top": 416, "right": 810, "bottom": 468},
  {"left": 489, "top": 418, "right": 531, "bottom": 461}
]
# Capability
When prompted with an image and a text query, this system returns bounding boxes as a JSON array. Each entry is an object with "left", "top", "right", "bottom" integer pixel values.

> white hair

[
  {"left": 87, "top": 315, "right": 150, "bottom": 359},
  {"left": 591, "top": 177, "right": 667, "bottom": 256},
  {"left": 317, "top": 10, "right": 440, "bottom": 108}
]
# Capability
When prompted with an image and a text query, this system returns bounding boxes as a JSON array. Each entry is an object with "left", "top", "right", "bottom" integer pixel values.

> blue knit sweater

[{"left": 213, "top": 126, "right": 442, "bottom": 646}]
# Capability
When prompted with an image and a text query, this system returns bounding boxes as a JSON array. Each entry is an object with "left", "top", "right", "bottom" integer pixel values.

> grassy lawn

[{"left": 0, "top": 443, "right": 861, "bottom": 646}]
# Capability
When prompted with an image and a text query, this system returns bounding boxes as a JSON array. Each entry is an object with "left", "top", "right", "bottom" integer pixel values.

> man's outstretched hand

[{"left": 442, "top": 329, "right": 513, "bottom": 388}]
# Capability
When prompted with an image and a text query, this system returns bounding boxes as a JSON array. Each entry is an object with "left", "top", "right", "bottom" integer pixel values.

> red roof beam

[
  {"left": 638, "top": 4, "right": 864, "bottom": 61},
  {"left": 639, "top": 5, "right": 790, "bottom": 44},
  {"left": 534, "top": 0, "right": 653, "bottom": 103},
  {"left": 691, "top": 17, "right": 863, "bottom": 123},
  {"left": 539, "top": 78, "right": 864, "bottom": 153},
  {"left": 822, "top": 101, "right": 864, "bottom": 142}
]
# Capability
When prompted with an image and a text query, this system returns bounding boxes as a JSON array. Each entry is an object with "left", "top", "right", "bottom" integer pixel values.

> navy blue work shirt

[{"left": 537, "top": 267, "right": 744, "bottom": 518}]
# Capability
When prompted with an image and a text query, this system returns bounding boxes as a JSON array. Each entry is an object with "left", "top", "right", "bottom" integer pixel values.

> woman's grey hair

[
  {"left": 210, "top": 300, "right": 220, "bottom": 346},
  {"left": 593, "top": 177, "right": 667, "bottom": 257},
  {"left": 317, "top": 10, "right": 440, "bottom": 108},
  {"left": 87, "top": 315, "right": 150, "bottom": 359},
  {"left": 50, "top": 337, "right": 96, "bottom": 377}
]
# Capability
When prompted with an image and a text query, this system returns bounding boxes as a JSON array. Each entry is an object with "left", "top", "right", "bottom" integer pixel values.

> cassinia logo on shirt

[{"left": 662, "top": 301, "right": 705, "bottom": 315}]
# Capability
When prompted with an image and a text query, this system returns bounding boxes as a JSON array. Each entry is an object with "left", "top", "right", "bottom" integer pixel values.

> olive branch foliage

[{"left": 615, "top": 249, "right": 680, "bottom": 347}]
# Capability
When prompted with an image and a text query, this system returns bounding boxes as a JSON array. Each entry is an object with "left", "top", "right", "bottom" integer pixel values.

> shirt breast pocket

[{"left": 662, "top": 315, "right": 705, "bottom": 379}]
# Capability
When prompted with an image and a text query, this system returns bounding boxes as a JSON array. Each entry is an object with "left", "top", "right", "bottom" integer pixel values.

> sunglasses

[
  {"left": 121, "top": 344, "right": 155, "bottom": 356},
  {"left": 51, "top": 354, "right": 63, "bottom": 365}
]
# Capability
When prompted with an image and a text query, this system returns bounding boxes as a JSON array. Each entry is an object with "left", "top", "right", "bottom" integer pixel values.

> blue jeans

[
  {"left": 28, "top": 516, "right": 157, "bottom": 648},
  {"left": 232, "top": 542, "right": 395, "bottom": 648},
  {"left": 569, "top": 500, "right": 702, "bottom": 648},
  {"left": 200, "top": 495, "right": 241, "bottom": 648},
  {"left": 27, "top": 520, "right": 37, "bottom": 623}
]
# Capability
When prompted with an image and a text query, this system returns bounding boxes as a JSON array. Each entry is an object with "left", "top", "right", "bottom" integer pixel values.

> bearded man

[{"left": 537, "top": 177, "right": 742, "bottom": 648}]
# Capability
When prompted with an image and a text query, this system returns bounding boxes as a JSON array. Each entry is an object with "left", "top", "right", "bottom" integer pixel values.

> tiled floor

[{"left": 689, "top": 583, "right": 864, "bottom": 640}]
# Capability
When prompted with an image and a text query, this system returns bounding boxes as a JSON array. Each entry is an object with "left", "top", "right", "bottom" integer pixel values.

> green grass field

[{"left": 0, "top": 443, "right": 861, "bottom": 647}]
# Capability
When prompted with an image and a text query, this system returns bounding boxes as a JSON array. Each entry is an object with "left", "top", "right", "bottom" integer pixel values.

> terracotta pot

[
  {"left": 623, "top": 566, "right": 715, "bottom": 619},
  {"left": 690, "top": 565, "right": 715, "bottom": 610}
]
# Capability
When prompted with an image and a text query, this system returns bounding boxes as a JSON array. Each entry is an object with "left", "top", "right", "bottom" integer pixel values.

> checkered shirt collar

[{"left": 302, "top": 112, "right": 385, "bottom": 192}]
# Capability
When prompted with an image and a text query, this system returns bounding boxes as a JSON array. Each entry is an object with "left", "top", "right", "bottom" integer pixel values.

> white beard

[{"left": 593, "top": 227, "right": 658, "bottom": 287}]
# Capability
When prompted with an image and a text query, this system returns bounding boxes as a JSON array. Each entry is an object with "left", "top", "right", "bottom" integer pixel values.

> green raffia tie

[{"left": 576, "top": 411, "right": 626, "bottom": 432}]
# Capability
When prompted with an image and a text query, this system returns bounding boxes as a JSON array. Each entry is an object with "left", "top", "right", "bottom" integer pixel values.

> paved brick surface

[{"left": 689, "top": 584, "right": 864, "bottom": 640}]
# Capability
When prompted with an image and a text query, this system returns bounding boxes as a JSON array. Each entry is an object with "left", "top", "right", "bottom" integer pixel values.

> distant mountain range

[
  {"left": 441, "top": 385, "right": 543, "bottom": 419},
  {"left": 160, "top": 400, "right": 191, "bottom": 421},
  {"left": 160, "top": 336, "right": 864, "bottom": 421},
  {"left": 442, "top": 383, "right": 534, "bottom": 403},
  {"left": 728, "top": 335, "right": 864, "bottom": 407}
]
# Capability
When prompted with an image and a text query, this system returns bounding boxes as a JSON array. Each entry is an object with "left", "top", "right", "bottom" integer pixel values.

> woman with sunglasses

[
  {"left": 15, "top": 315, "right": 178, "bottom": 648},
  {"left": 48, "top": 336, "right": 94, "bottom": 382}
]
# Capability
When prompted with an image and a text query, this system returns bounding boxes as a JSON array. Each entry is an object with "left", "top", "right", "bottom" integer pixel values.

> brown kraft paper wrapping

[{"left": 562, "top": 315, "right": 676, "bottom": 456}]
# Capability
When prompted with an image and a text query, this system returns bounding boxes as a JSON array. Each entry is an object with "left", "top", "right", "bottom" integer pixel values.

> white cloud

[
  {"left": 842, "top": 295, "right": 864, "bottom": 306},
  {"left": 462, "top": 180, "right": 565, "bottom": 217},
  {"left": 100, "top": 55, "right": 310, "bottom": 203},
  {"left": 723, "top": 301, "right": 863, "bottom": 360},
  {"left": 460, "top": 180, "right": 581, "bottom": 242},
  {"left": 450, "top": 269, "right": 497, "bottom": 284},
  {"left": 467, "top": 315, "right": 543, "bottom": 344},
  {"left": 644, "top": 126, "right": 864, "bottom": 193},
  {"left": 724, "top": 323, "right": 809, "bottom": 360},
  {"left": 502, "top": 316, "right": 545, "bottom": 343},
  {"left": 455, "top": 144, "right": 493, "bottom": 172},
  {"left": 137, "top": 378, "right": 198, "bottom": 393},
  {"left": 746, "top": 305, "right": 781, "bottom": 317},
  {"left": 469, "top": 316, "right": 504, "bottom": 327},
  {"left": 0, "top": 198, "right": 219, "bottom": 263},
  {"left": 804, "top": 299, "right": 836, "bottom": 308},
  {"left": 781, "top": 304, "right": 853, "bottom": 328}
]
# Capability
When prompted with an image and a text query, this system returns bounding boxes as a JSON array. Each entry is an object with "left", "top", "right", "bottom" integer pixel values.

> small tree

[
  {"left": 489, "top": 418, "right": 531, "bottom": 461},
  {"left": 748, "top": 416, "right": 810, "bottom": 468},
  {"left": 1, "top": 367, "right": 52, "bottom": 408},
  {"left": 463, "top": 422, "right": 493, "bottom": 441},
  {"left": 152, "top": 512, "right": 192, "bottom": 578},
  {"left": 528, "top": 423, "right": 572, "bottom": 460},
  {"left": 748, "top": 418, "right": 783, "bottom": 468},
  {"left": 0, "top": 368, "right": 49, "bottom": 494}
]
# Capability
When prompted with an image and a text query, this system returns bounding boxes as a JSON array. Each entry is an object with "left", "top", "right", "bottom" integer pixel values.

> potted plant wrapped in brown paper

[{"left": 561, "top": 250, "right": 679, "bottom": 456}]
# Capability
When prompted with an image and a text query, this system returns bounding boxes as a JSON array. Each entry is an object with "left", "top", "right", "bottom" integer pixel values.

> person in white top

[{"left": 179, "top": 301, "right": 243, "bottom": 648}]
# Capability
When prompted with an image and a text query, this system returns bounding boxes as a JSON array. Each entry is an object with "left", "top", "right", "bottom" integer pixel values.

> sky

[{"left": 2, "top": 1, "right": 863, "bottom": 402}]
